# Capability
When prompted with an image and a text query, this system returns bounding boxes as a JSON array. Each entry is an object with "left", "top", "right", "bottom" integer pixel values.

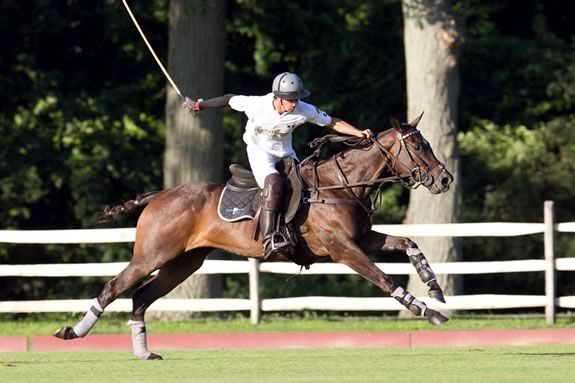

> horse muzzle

[{"left": 427, "top": 166, "right": 454, "bottom": 194}]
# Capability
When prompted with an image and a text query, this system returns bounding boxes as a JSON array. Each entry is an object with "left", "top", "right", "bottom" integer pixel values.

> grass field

[
  {"left": 1, "top": 312, "right": 575, "bottom": 336},
  {"left": 1, "top": 346, "right": 574, "bottom": 383}
]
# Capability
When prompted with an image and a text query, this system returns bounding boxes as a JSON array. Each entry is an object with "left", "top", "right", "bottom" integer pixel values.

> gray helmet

[{"left": 272, "top": 72, "right": 310, "bottom": 99}]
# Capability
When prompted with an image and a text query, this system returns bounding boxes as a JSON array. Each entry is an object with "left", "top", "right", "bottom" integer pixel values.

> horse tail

[{"left": 99, "top": 191, "right": 161, "bottom": 223}]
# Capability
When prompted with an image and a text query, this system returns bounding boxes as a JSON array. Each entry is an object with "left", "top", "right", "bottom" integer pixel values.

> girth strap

[{"left": 303, "top": 195, "right": 357, "bottom": 205}]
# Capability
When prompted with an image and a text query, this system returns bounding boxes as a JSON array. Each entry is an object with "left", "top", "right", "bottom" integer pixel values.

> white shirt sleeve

[
  {"left": 297, "top": 101, "right": 332, "bottom": 126},
  {"left": 228, "top": 95, "right": 251, "bottom": 112}
]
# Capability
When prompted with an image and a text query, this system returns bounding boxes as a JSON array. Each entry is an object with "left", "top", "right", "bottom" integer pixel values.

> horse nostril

[{"left": 441, "top": 176, "right": 451, "bottom": 186}]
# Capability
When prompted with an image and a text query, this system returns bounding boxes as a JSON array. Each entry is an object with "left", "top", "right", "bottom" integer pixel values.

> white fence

[{"left": 1, "top": 201, "right": 574, "bottom": 324}]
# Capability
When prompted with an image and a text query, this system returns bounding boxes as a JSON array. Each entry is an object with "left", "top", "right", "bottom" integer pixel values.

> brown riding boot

[{"left": 260, "top": 173, "right": 291, "bottom": 259}]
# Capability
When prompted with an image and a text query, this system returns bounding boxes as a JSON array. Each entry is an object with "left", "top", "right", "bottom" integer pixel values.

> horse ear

[
  {"left": 408, "top": 111, "right": 424, "bottom": 128},
  {"left": 390, "top": 117, "right": 401, "bottom": 130}
]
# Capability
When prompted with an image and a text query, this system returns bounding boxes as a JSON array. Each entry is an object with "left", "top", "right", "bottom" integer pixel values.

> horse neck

[{"left": 312, "top": 131, "right": 395, "bottom": 200}]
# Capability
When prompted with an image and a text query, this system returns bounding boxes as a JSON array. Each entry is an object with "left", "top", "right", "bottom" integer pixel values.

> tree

[
  {"left": 402, "top": 0, "right": 464, "bottom": 299},
  {"left": 157, "top": 0, "right": 227, "bottom": 319}
]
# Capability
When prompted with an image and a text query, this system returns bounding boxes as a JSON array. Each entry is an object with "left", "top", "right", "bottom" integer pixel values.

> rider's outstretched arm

[
  {"left": 329, "top": 117, "right": 374, "bottom": 140},
  {"left": 182, "top": 94, "right": 236, "bottom": 113}
]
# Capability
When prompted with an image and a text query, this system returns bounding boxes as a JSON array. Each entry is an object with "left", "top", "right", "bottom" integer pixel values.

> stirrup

[{"left": 263, "top": 232, "right": 291, "bottom": 259}]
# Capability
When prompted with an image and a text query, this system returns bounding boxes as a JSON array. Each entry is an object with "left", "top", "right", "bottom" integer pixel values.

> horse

[{"left": 54, "top": 113, "right": 454, "bottom": 360}]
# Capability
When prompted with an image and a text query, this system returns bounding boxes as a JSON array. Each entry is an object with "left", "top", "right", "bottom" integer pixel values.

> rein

[
  {"left": 301, "top": 128, "right": 445, "bottom": 214},
  {"left": 301, "top": 134, "right": 402, "bottom": 192}
]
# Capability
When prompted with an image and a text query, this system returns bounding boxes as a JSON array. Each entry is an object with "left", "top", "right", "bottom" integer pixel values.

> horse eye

[{"left": 413, "top": 144, "right": 421, "bottom": 151}]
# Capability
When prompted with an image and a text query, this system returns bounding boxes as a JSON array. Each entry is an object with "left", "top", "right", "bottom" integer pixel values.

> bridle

[
  {"left": 373, "top": 126, "right": 446, "bottom": 190},
  {"left": 303, "top": 127, "right": 447, "bottom": 213}
]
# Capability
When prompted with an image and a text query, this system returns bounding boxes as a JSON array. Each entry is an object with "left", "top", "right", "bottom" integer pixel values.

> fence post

[
  {"left": 248, "top": 258, "right": 261, "bottom": 324},
  {"left": 544, "top": 200, "right": 556, "bottom": 325}
]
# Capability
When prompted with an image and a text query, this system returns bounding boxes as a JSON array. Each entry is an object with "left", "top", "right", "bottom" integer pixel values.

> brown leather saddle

[{"left": 217, "top": 157, "right": 304, "bottom": 225}]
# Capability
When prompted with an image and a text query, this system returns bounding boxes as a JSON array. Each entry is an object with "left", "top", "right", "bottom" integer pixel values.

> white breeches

[{"left": 246, "top": 145, "right": 296, "bottom": 188}]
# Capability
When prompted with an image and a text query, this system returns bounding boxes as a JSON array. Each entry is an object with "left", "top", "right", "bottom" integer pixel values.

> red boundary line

[
  {"left": 18, "top": 329, "right": 575, "bottom": 352},
  {"left": 0, "top": 336, "right": 27, "bottom": 352}
]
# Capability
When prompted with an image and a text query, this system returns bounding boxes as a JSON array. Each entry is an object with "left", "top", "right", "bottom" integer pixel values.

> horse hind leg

[
  {"left": 128, "top": 249, "right": 211, "bottom": 360},
  {"left": 53, "top": 260, "right": 152, "bottom": 340}
]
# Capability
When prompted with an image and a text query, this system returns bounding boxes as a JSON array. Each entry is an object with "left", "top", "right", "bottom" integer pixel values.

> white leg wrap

[
  {"left": 391, "top": 286, "right": 405, "bottom": 298},
  {"left": 410, "top": 299, "right": 427, "bottom": 317},
  {"left": 73, "top": 298, "right": 103, "bottom": 337},
  {"left": 406, "top": 247, "right": 422, "bottom": 256},
  {"left": 128, "top": 320, "right": 152, "bottom": 360}
]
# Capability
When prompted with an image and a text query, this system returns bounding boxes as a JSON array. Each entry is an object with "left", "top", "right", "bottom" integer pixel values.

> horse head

[{"left": 381, "top": 112, "right": 453, "bottom": 194}]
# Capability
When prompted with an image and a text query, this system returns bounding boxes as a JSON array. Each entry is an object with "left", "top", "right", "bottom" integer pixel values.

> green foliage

[
  {"left": 458, "top": 116, "right": 575, "bottom": 295},
  {"left": 460, "top": 1, "right": 575, "bottom": 125},
  {"left": 226, "top": 0, "right": 405, "bottom": 132},
  {"left": 459, "top": 118, "right": 575, "bottom": 222},
  {"left": 454, "top": 0, "right": 575, "bottom": 297},
  {"left": 373, "top": 184, "right": 408, "bottom": 224},
  {"left": 0, "top": 0, "right": 165, "bottom": 301}
]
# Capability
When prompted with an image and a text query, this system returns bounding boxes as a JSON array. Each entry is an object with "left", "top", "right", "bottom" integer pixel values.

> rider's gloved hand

[
  {"left": 182, "top": 97, "right": 203, "bottom": 115},
  {"left": 361, "top": 129, "right": 374, "bottom": 140}
]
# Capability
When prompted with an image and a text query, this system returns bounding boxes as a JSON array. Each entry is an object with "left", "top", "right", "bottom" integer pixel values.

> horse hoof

[
  {"left": 425, "top": 309, "right": 449, "bottom": 326},
  {"left": 428, "top": 289, "right": 446, "bottom": 303},
  {"left": 53, "top": 326, "right": 79, "bottom": 340},
  {"left": 147, "top": 353, "right": 163, "bottom": 360}
]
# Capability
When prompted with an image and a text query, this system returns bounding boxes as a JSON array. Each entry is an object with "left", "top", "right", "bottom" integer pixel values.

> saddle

[
  {"left": 218, "top": 158, "right": 314, "bottom": 267},
  {"left": 217, "top": 157, "right": 303, "bottom": 224}
]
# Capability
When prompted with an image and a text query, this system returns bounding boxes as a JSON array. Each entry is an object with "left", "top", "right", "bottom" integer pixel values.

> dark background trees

[{"left": 1, "top": 0, "right": 574, "bottom": 309}]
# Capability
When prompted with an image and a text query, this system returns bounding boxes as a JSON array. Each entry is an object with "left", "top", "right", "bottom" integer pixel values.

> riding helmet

[{"left": 272, "top": 72, "right": 310, "bottom": 100}]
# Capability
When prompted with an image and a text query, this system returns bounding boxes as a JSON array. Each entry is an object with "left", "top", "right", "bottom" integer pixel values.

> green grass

[
  {"left": 1, "top": 312, "right": 574, "bottom": 336},
  {"left": 1, "top": 346, "right": 574, "bottom": 383}
]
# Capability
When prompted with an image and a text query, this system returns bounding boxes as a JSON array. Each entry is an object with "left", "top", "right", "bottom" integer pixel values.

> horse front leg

[
  {"left": 360, "top": 230, "right": 446, "bottom": 303},
  {"left": 327, "top": 234, "right": 448, "bottom": 326}
]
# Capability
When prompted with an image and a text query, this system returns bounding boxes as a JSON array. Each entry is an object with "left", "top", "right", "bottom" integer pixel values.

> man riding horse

[
  {"left": 183, "top": 72, "right": 373, "bottom": 260},
  {"left": 54, "top": 104, "right": 454, "bottom": 360}
]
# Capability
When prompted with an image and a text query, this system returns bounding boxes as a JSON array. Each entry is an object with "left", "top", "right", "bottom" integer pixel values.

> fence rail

[{"left": 1, "top": 201, "right": 574, "bottom": 324}]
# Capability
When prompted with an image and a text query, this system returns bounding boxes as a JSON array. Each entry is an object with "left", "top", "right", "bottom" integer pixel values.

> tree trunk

[
  {"left": 154, "top": 0, "right": 226, "bottom": 320},
  {"left": 402, "top": 0, "right": 463, "bottom": 301}
]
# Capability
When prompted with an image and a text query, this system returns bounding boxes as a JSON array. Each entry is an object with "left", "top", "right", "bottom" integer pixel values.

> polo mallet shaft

[{"left": 121, "top": 0, "right": 184, "bottom": 100}]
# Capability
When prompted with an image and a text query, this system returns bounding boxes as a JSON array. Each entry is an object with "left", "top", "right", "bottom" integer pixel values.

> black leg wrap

[
  {"left": 427, "top": 280, "right": 446, "bottom": 303},
  {"left": 406, "top": 248, "right": 436, "bottom": 284},
  {"left": 392, "top": 287, "right": 449, "bottom": 325}
]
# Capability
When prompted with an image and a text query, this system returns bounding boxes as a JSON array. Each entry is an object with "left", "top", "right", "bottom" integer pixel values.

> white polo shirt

[{"left": 229, "top": 93, "right": 332, "bottom": 158}]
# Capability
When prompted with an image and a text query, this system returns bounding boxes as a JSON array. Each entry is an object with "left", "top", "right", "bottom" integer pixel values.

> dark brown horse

[{"left": 54, "top": 113, "right": 454, "bottom": 360}]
